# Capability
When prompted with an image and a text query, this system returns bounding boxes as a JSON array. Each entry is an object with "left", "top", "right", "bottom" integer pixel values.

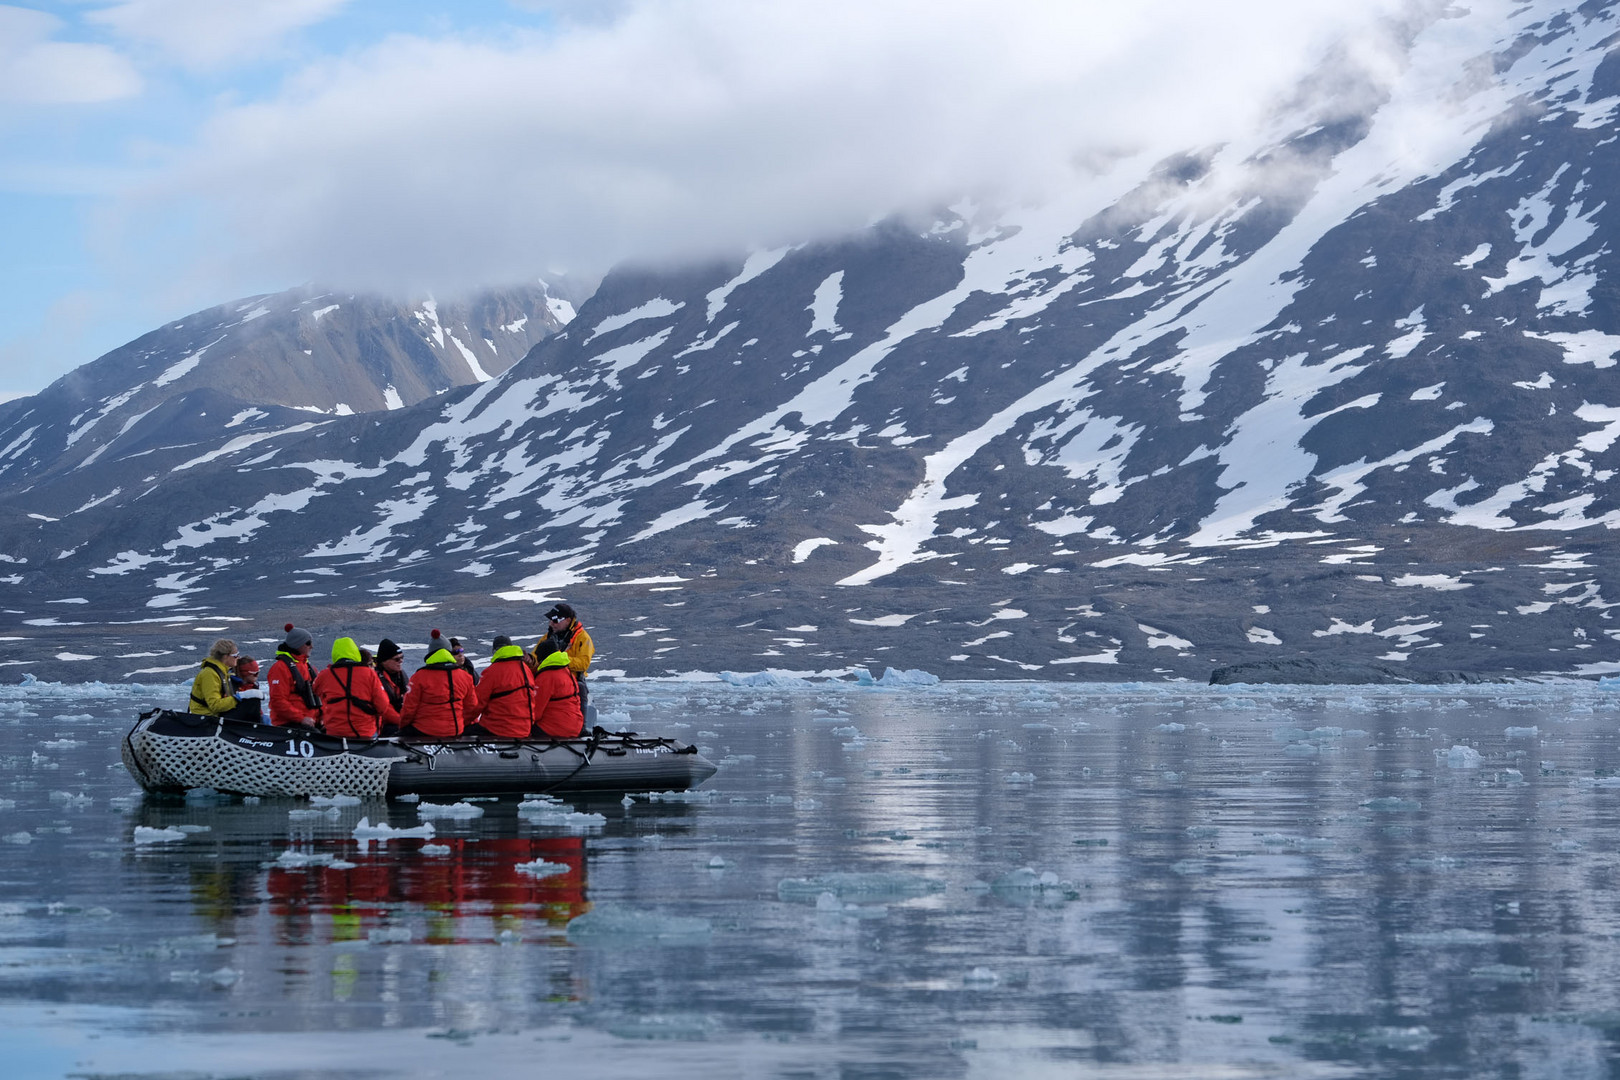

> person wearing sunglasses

[{"left": 531, "top": 602, "right": 594, "bottom": 714}]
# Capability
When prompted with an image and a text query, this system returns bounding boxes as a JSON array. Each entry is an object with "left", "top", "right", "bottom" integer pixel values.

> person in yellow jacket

[
  {"left": 188, "top": 638, "right": 262, "bottom": 715},
  {"left": 533, "top": 602, "right": 593, "bottom": 712}
]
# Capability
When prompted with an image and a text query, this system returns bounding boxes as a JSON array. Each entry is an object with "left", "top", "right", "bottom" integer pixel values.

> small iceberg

[
  {"left": 778, "top": 871, "right": 945, "bottom": 902},
  {"left": 565, "top": 905, "right": 712, "bottom": 945},
  {"left": 352, "top": 817, "right": 435, "bottom": 841}
]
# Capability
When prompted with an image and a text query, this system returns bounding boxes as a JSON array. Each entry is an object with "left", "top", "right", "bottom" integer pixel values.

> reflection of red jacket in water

[
  {"left": 265, "top": 834, "right": 587, "bottom": 944},
  {"left": 401, "top": 650, "right": 477, "bottom": 738}
]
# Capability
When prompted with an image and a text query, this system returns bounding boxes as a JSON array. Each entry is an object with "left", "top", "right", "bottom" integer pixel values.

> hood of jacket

[
  {"left": 538, "top": 650, "right": 571, "bottom": 671},
  {"left": 330, "top": 637, "right": 362, "bottom": 665},
  {"left": 492, "top": 644, "right": 525, "bottom": 662},
  {"left": 423, "top": 648, "right": 456, "bottom": 666}
]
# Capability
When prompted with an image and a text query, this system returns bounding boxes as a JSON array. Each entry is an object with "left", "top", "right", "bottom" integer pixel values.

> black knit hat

[
  {"left": 492, "top": 634, "right": 512, "bottom": 650},
  {"left": 375, "top": 638, "right": 401, "bottom": 664}
]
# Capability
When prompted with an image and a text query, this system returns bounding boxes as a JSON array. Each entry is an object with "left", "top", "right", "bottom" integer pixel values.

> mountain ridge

[{"left": 0, "top": 0, "right": 1617, "bottom": 685}]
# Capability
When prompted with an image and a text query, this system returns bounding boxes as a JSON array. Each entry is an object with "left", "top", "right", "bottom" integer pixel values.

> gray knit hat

[{"left": 280, "top": 622, "right": 313, "bottom": 653}]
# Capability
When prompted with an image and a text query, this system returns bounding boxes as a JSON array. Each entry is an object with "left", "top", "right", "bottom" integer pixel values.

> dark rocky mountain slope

[{"left": 1, "top": 2, "right": 1618, "bottom": 685}]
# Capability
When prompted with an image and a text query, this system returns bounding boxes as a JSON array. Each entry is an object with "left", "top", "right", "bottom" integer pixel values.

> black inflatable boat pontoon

[{"left": 121, "top": 709, "right": 717, "bottom": 799}]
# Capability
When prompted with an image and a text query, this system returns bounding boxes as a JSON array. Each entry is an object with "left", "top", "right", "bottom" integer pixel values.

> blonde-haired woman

[{"left": 188, "top": 638, "right": 262, "bottom": 716}]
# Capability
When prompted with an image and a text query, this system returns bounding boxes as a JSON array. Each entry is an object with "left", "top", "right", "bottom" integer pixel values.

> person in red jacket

[
  {"left": 400, "top": 630, "right": 477, "bottom": 739},
  {"left": 468, "top": 635, "right": 535, "bottom": 739},
  {"left": 313, "top": 636, "right": 401, "bottom": 739},
  {"left": 533, "top": 648, "right": 584, "bottom": 738},
  {"left": 268, "top": 623, "right": 321, "bottom": 729}
]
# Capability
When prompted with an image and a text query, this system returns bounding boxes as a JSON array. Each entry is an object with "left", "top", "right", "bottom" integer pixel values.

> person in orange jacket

[
  {"left": 400, "top": 630, "right": 477, "bottom": 739},
  {"left": 268, "top": 623, "right": 321, "bottom": 729},
  {"left": 313, "top": 637, "right": 401, "bottom": 739},
  {"left": 533, "top": 648, "right": 584, "bottom": 739},
  {"left": 468, "top": 635, "right": 535, "bottom": 739}
]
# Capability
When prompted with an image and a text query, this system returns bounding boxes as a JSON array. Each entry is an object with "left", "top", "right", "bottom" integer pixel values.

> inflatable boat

[{"left": 121, "top": 709, "right": 718, "bottom": 799}]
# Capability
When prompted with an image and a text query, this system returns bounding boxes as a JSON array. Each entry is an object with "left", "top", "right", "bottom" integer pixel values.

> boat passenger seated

[
  {"left": 225, "top": 655, "right": 263, "bottom": 722},
  {"left": 313, "top": 636, "right": 401, "bottom": 739},
  {"left": 400, "top": 629, "right": 477, "bottom": 739},
  {"left": 534, "top": 649, "right": 584, "bottom": 739},
  {"left": 467, "top": 635, "right": 535, "bottom": 739},
  {"left": 188, "top": 638, "right": 260, "bottom": 717}
]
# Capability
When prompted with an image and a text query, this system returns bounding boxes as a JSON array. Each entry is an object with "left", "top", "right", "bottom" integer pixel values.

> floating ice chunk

[
  {"left": 417, "top": 801, "right": 485, "bottom": 819},
  {"left": 351, "top": 817, "right": 435, "bottom": 840},
  {"left": 288, "top": 807, "right": 340, "bottom": 821},
  {"left": 39, "top": 739, "right": 84, "bottom": 749},
  {"left": 419, "top": 843, "right": 451, "bottom": 856},
  {"left": 1366, "top": 1027, "right": 1435, "bottom": 1051},
  {"left": 1469, "top": 963, "right": 1535, "bottom": 982},
  {"left": 1156, "top": 723, "right": 1185, "bottom": 733},
  {"left": 48, "top": 791, "right": 92, "bottom": 806},
  {"left": 641, "top": 786, "right": 719, "bottom": 803},
  {"left": 565, "top": 905, "right": 712, "bottom": 945},
  {"left": 169, "top": 967, "right": 240, "bottom": 988},
  {"left": 133, "top": 826, "right": 187, "bottom": 844},
  {"left": 1395, "top": 928, "right": 1498, "bottom": 945},
  {"left": 1004, "top": 772, "right": 1035, "bottom": 784},
  {"left": 310, "top": 794, "right": 362, "bottom": 807},
  {"left": 273, "top": 849, "right": 354, "bottom": 869},
  {"left": 1361, "top": 797, "right": 1422, "bottom": 812},
  {"left": 517, "top": 803, "right": 606, "bottom": 830},
  {"left": 394, "top": 793, "right": 421, "bottom": 803},
  {"left": 1504, "top": 726, "right": 1540, "bottom": 738},
  {"left": 991, "top": 867, "right": 1069, "bottom": 892},
  {"left": 853, "top": 667, "right": 940, "bottom": 687},
  {"left": 1442, "top": 745, "right": 1482, "bottom": 769},
  {"left": 174, "top": 824, "right": 210, "bottom": 834},
  {"left": 963, "top": 967, "right": 1000, "bottom": 986},
  {"left": 707, "top": 855, "right": 728, "bottom": 869},
  {"left": 3, "top": 831, "right": 32, "bottom": 844},
  {"left": 778, "top": 872, "right": 945, "bottom": 901},
  {"left": 0, "top": 798, "right": 15, "bottom": 810},
  {"left": 515, "top": 858, "right": 569, "bottom": 878}
]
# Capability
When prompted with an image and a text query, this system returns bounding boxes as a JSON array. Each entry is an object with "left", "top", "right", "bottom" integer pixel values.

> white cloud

[
  {"left": 87, "top": 0, "right": 351, "bottom": 71},
  {"left": 124, "top": 0, "right": 1426, "bottom": 296},
  {"left": 0, "top": 6, "right": 141, "bottom": 104}
]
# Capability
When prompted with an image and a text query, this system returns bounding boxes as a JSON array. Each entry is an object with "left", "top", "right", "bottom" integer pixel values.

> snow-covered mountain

[
  {"left": 2, "top": 1, "right": 1619, "bottom": 684},
  {"left": 0, "top": 281, "right": 581, "bottom": 493}
]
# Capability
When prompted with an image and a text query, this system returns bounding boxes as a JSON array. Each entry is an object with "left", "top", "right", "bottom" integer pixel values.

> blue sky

[{"left": 0, "top": 0, "right": 1418, "bottom": 400}]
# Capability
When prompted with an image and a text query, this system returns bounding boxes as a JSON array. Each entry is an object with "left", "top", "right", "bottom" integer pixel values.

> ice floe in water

[
  {"left": 777, "top": 872, "right": 945, "bottom": 901},
  {"left": 516, "top": 799, "right": 606, "bottom": 829},
  {"left": 565, "top": 905, "right": 712, "bottom": 945},
  {"left": 132, "top": 826, "right": 186, "bottom": 844},
  {"left": 273, "top": 849, "right": 356, "bottom": 870},
  {"left": 1442, "top": 745, "right": 1483, "bottom": 768},
  {"left": 351, "top": 817, "right": 435, "bottom": 841},
  {"left": 416, "top": 801, "right": 485, "bottom": 819},
  {"left": 515, "top": 858, "right": 569, "bottom": 878}
]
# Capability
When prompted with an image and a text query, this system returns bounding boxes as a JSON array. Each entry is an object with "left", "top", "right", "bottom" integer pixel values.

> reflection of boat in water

[
  {"left": 122, "top": 709, "right": 718, "bottom": 799},
  {"left": 267, "top": 834, "right": 591, "bottom": 944}
]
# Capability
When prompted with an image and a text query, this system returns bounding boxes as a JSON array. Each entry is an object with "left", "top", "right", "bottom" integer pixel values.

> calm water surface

[{"left": 5, "top": 678, "right": 1620, "bottom": 1078}]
